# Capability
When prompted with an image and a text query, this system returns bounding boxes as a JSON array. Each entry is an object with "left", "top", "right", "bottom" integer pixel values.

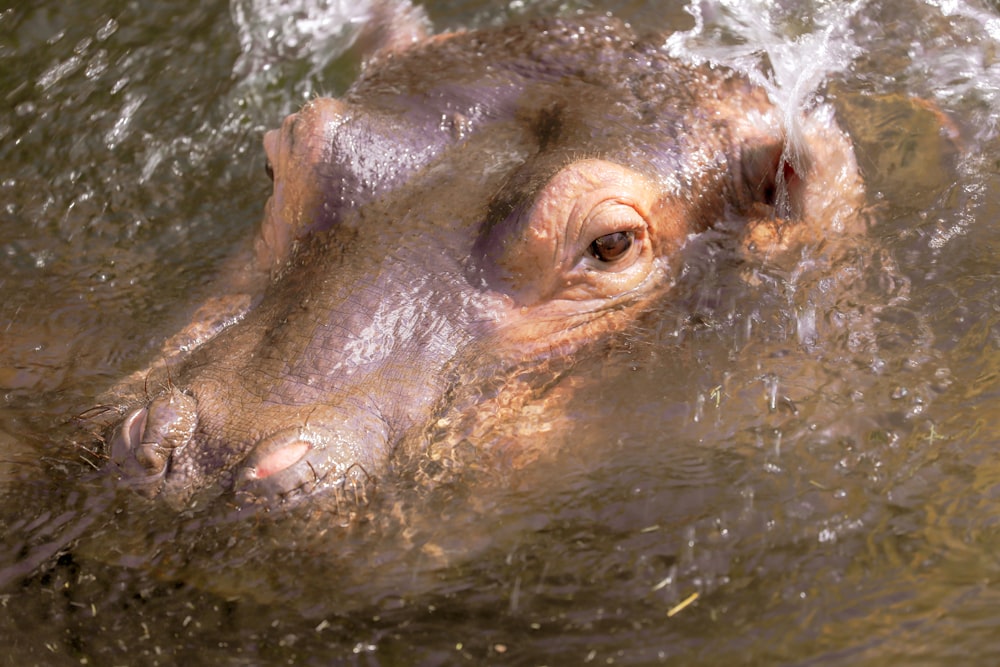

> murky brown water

[{"left": 3, "top": 0, "right": 1000, "bottom": 664}]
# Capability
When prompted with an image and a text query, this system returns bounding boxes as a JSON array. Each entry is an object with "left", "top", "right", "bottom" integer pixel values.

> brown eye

[{"left": 588, "top": 231, "right": 635, "bottom": 262}]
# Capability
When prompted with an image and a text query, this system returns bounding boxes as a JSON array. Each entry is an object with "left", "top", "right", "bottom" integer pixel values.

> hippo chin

[{"left": 103, "top": 14, "right": 862, "bottom": 510}]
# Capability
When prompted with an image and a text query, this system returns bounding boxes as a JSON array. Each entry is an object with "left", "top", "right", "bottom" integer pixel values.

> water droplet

[{"left": 96, "top": 17, "right": 119, "bottom": 42}]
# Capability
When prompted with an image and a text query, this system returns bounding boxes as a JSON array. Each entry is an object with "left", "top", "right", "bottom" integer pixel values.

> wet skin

[{"left": 104, "top": 15, "right": 863, "bottom": 509}]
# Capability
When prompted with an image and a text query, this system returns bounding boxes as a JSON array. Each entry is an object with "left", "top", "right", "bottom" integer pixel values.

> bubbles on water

[{"left": 36, "top": 51, "right": 85, "bottom": 92}]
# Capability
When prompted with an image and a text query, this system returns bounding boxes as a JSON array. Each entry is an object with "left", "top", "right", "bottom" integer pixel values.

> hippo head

[{"left": 105, "top": 16, "right": 862, "bottom": 510}]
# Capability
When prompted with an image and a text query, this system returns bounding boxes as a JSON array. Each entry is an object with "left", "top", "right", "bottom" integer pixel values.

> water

[{"left": 3, "top": 0, "right": 1000, "bottom": 663}]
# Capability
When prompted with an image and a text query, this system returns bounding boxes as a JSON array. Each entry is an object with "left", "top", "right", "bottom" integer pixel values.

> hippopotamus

[{"left": 101, "top": 11, "right": 863, "bottom": 510}]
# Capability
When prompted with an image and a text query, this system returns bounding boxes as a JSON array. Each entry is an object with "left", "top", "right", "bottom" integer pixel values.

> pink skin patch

[{"left": 245, "top": 439, "right": 311, "bottom": 480}]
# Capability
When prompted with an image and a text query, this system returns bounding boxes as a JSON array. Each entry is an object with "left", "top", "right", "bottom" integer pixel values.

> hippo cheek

[{"left": 234, "top": 426, "right": 378, "bottom": 502}]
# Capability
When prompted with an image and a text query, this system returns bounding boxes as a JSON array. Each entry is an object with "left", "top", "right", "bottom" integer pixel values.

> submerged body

[{"left": 103, "top": 14, "right": 863, "bottom": 509}]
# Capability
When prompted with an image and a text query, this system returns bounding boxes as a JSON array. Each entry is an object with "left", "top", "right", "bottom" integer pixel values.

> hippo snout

[
  {"left": 110, "top": 387, "right": 197, "bottom": 496},
  {"left": 108, "top": 374, "right": 392, "bottom": 506}
]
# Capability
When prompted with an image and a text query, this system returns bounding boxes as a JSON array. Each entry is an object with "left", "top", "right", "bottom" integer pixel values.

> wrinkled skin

[{"left": 102, "top": 14, "right": 863, "bottom": 510}]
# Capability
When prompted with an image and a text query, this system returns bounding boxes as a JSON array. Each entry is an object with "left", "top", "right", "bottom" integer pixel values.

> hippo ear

[
  {"left": 740, "top": 107, "right": 865, "bottom": 256},
  {"left": 738, "top": 136, "right": 818, "bottom": 256}
]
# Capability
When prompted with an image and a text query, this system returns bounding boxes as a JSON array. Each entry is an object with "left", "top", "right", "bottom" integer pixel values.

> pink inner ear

[
  {"left": 783, "top": 158, "right": 799, "bottom": 187},
  {"left": 743, "top": 139, "right": 809, "bottom": 220},
  {"left": 778, "top": 156, "right": 805, "bottom": 217},
  {"left": 248, "top": 439, "right": 311, "bottom": 480}
]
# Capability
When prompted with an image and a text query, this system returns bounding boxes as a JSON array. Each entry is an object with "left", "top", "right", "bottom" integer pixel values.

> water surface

[{"left": 3, "top": 0, "right": 1000, "bottom": 664}]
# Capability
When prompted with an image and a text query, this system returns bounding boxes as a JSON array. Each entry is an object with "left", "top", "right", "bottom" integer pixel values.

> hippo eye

[
  {"left": 265, "top": 158, "right": 275, "bottom": 182},
  {"left": 588, "top": 231, "right": 635, "bottom": 263}
]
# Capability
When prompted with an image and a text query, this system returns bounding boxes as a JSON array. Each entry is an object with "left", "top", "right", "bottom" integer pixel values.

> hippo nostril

[
  {"left": 241, "top": 436, "right": 312, "bottom": 481},
  {"left": 237, "top": 429, "right": 320, "bottom": 500},
  {"left": 110, "top": 406, "right": 148, "bottom": 466},
  {"left": 236, "top": 426, "right": 374, "bottom": 501},
  {"left": 108, "top": 388, "right": 198, "bottom": 493}
]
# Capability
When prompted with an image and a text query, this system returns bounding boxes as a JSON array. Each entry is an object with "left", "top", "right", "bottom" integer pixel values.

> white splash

[{"left": 665, "top": 0, "right": 866, "bottom": 177}]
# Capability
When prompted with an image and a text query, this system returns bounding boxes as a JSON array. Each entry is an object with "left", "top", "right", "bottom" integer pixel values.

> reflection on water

[{"left": 3, "top": 0, "right": 1000, "bottom": 663}]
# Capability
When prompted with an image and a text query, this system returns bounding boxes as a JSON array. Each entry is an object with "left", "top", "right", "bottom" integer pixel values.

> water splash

[
  {"left": 665, "top": 0, "right": 866, "bottom": 187},
  {"left": 230, "top": 0, "right": 374, "bottom": 81}
]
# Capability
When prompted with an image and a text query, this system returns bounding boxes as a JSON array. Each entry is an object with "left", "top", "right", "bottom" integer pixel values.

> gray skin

[{"left": 104, "top": 15, "right": 863, "bottom": 510}]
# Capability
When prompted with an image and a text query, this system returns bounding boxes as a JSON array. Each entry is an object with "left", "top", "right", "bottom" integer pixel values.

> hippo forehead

[{"left": 334, "top": 16, "right": 736, "bottom": 198}]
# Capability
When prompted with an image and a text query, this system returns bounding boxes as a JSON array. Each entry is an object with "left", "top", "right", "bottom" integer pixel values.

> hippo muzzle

[{"left": 110, "top": 390, "right": 386, "bottom": 505}]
